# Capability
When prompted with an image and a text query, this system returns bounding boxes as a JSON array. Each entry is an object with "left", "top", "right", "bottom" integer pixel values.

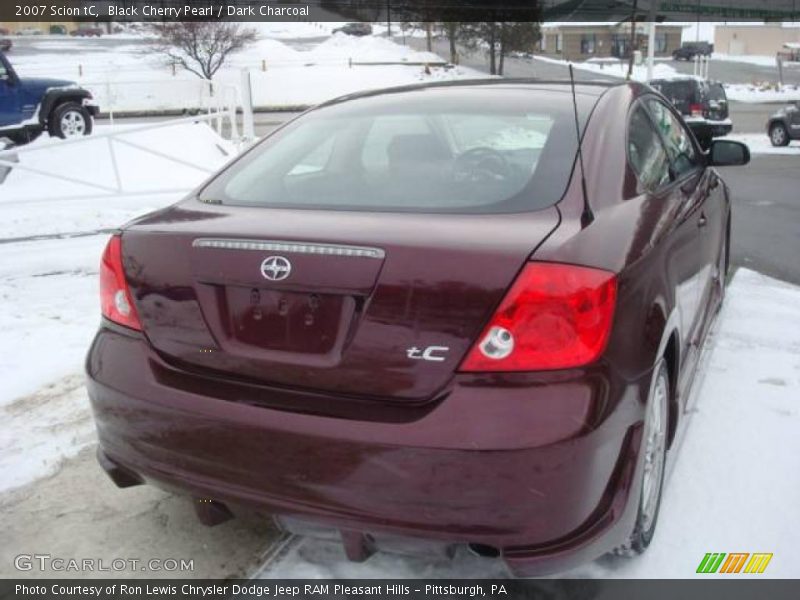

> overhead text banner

[{"left": 3, "top": 0, "right": 800, "bottom": 23}]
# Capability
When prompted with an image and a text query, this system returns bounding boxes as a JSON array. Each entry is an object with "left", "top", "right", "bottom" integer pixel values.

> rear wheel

[
  {"left": 49, "top": 102, "right": 92, "bottom": 139},
  {"left": 615, "top": 361, "right": 669, "bottom": 556},
  {"left": 770, "top": 123, "right": 790, "bottom": 147}
]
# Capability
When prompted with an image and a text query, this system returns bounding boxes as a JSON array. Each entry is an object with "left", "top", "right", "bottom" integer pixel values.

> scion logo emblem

[{"left": 260, "top": 256, "right": 291, "bottom": 281}]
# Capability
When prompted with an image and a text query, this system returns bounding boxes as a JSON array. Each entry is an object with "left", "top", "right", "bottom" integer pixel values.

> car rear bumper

[
  {"left": 686, "top": 118, "right": 732, "bottom": 139},
  {"left": 86, "top": 324, "right": 651, "bottom": 575}
]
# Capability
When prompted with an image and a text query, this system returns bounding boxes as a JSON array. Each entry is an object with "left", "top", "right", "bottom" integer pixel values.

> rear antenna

[{"left": 569, "top": 64, "right": 594, "bottom": 228}]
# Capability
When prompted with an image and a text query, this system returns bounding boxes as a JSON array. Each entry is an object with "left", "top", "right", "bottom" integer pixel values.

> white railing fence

[
  {"left": 0, "top": 79, "right": 244, "bottom": 204},
  {"left": 693, "top": 55, "right": 711, "bottom": 79}
]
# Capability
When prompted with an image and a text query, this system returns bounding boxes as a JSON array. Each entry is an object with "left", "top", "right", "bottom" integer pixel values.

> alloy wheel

[
  {"left": 60, "top": 110, "right": 87, "bottom": 138},
  {"left": 771, "top": 125, "right": 787, "bottom": 147},
  {"left": 640, "top": 370, "right": 668, "bottom": 533}
]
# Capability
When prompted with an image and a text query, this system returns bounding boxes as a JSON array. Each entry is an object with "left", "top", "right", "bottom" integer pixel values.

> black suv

[
  {"left": 766, "top": 101, "right": 800, "bottom": 147},
  {"left": 672, "top": 42, "right": 713, "bottom": 61},
  {"left": 649, "top": 77, "right": 731, "bottom": 149}
]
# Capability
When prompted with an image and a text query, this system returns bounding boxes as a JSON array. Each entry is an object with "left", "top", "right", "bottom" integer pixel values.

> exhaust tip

[
  {"left": 193, "top": 498, "right": 234, "bottom": 527},
  {"left": 97, "top": 448, "right": 144, "bottom": 489},
  {"left": 467, "top": 543, "right": 501, "bottom": 558}
]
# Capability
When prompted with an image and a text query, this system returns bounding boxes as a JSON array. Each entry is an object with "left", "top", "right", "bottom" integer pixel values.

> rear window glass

[
  {"left": 651, "top": 80, "right": 697, "bottom": 103},
  {"left": 200, "top": 87, "right": 599, "bottom": 214},
  {"left": 708, "top": 82, "right": 727, "bottom": 102}
]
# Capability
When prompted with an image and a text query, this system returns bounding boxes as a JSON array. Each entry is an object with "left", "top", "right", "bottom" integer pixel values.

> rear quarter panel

[{"left": 533, "top": 85, "right": 684, "bottom": 382}]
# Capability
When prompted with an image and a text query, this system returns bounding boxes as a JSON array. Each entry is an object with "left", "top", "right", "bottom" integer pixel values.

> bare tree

[{"left": 149, "top": 22, "right": 257, "bottom": 81}]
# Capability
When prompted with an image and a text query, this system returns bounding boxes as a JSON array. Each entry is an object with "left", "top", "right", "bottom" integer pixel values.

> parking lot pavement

[
  {"left": 722, "top": 154, "right": 800, "bottom": 286},
  {"left": 0, "top": 444, "right": 278, "bottom": 578}
]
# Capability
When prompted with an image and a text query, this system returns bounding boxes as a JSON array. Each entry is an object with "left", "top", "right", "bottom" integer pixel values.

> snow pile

[
  {"left": 712, "top": 53, "right": 784, "bottom": 67},
  {"left": 259, "top": 270, "right": 800, "bottom": 578},
  {"left": 723, "top": 83, "right": 800, "bottom": 103},
  {"left": 251, "top": 21, "right": 337, "bottom": 39},
  {"left": 7, "top": 28, "right": 483, "bottom": 111},
  {"left": 304, "top": 34, "right": 442, "bottom": 63},
  {"left": 0, "top": 122, "right": 235, "bottom": 239},
  {"left": 534, "top": 55, "right": 679, "bottom": 82}
]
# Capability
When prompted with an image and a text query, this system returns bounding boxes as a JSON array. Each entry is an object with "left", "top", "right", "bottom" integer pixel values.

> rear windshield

[
  {"left": 708, "top": 82, "right": 727, "bottom": 102},
  {"left": 200, "top": 87, "right": 599, "bottom": 214},
  {"left": 651, "top": 80, "right": 698, "bottom": 103}
]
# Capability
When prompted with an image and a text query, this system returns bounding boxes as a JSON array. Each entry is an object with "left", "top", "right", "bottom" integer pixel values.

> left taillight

[
  {"left": 459, "top": 262, "right": 617, "bottom": 372},
  {"left": 99, "top": 234, "right": 141, "bottom": 331},
  {"left": 690, "top": 103, "right": 704, "bottom": 117}
]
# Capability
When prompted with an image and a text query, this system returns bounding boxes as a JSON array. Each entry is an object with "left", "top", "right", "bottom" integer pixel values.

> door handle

[{"left": 698, "top": 213, "right": 707, "bottom": 228}]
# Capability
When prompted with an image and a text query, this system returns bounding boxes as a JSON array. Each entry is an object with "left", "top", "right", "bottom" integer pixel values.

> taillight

[
  {"left": 690, "top": 103, "right": 704, "bottom": 117},
  {"left": 459, "top": 263, "right": 617, "bottom": 372},
  {"left": 99, "top": 234, "right": 141, "bottom": 331}
]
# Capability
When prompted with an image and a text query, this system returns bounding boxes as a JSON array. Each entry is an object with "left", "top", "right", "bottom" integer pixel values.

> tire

[
  {"left": 769, "top": 123, "right": 790, "bottom": 147},
  {"left": 615, "top": 361, "right": 669, "bottom": 557},
  {"left": 48, "top": 102, "right": 92, "bottom": 139}
]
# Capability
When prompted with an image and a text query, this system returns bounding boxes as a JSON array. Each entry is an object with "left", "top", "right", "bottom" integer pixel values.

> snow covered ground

[
  {"left": 9, "top": 30, "right": 484, "bottom": 111},
  {"left": 0, "top": 123, "right": 233, "bottom": 492},
  {"left": 258, "top": 269, "right": 800, "bottom": 579},
  {"left": 728, "top": 133, "right": 800, "bottom": 155},
  {"left": 533, "top": 55, "right": 680, "bottom": 82},
  {"left": 723, "top": 84, "right": 800, "bottom": 103}
]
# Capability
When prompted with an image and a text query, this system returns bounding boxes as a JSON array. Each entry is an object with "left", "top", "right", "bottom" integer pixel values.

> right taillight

[
  {"left": 99, "top": 234, "right": 141, "bottom": 331},
  {"left": 459, "top": 263, "right": 617, "bottom": 372},
  {"left": 690, "top": 103, "right": 704, "bottom": 117}
]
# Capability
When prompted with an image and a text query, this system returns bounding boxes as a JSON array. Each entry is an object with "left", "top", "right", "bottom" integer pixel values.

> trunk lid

[{"left": 122, "top": 200, "right": 559, "bottom": 401}]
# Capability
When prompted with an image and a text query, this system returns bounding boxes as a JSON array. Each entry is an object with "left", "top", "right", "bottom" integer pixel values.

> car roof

[{"left": 316, "top": 78, "right": 621, "bottom": 110}]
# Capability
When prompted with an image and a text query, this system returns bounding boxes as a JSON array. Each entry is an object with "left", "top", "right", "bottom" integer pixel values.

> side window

[
  {"left": 645, "top": 98, "right": 699, "bottom": 177},
  {"left": 628, "top": 105, "right": 672, "bottom": 191}
]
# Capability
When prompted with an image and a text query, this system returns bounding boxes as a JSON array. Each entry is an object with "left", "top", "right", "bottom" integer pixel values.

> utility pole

[
  {"left": 626, "top": 0, "right": 638, "bottom": 80},
  {"left": 646, "top": 0, "right": 658, "bottom": 81}
]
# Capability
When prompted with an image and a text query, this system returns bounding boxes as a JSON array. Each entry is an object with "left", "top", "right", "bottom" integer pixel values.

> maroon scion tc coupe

[{"left": 86, "top": 80, "right": 749, "bottom": 575}]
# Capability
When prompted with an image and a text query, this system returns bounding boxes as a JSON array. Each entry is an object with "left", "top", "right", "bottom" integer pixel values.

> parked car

[
  {"left": 0, "top": 52, "right": 98, "bottom": 145},
  {"left": 86, "top": 79, "right": 749, "bottom": 576},
  {"left": 0, "top": 28, "right": 10, "bottom": 36},
  {"left": 672, "top": 41, "right": 713, "bottom": 61},
  {"left": 0, "top": 38, "right": 11, "bottom": 53},
  {"left": 766, "top": 101, "right": 800, "bottom": 147},
  {"left": 15, "top": 27, "right": 43, "bottom": 36},
  {"left": 649, "top": 76, "right": 731, "bottom": 149},
  {"left": 71, "top": 26, "right": 104, "bottom": 37},
  {"left": 332, "top": 22, "right": 373, "bottom": 36}
]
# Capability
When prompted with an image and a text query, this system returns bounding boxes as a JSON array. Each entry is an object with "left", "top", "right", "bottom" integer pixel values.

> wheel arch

[
  {"left": 662, "top": 330, "right": 680, "bottom": 449},
  {"left": 649, "top": 302, "right": 681, "bottom": 451},
  {"left": 39, "top": 89, "right": 91, "bottom": 126}
]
